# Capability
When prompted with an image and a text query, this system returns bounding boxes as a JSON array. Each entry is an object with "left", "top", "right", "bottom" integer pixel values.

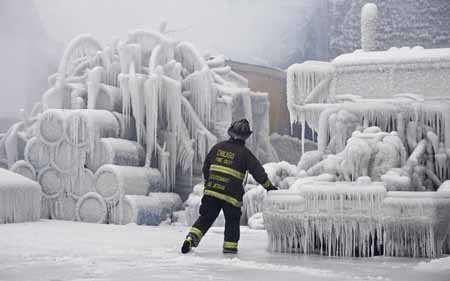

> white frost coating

[
  {"left": 242, "top": 185, "right": 266, "bottom": 221},
  {"left": 382, "top": 192, "right": 450, "bottom": 257},
  {"left": 181, "top": 96, "right": 217, "bottom": 155},
  {"left": 265, "top": 183, "right": 386, "bottom": 256},
  {"left": 88, "top": 138, "right": 145, "bottom": 172},
  {"left": 111, "top": 112, "right": 137, "bottom": 141},
  {"left": 52, "top": 140, "right": 87, "bottom": 174},
  {"left": 297, "top": 150, "right": 324, "bottom": 171},
  {"left": 42, "top": 88, "right": 64, "bottom": 110},
  {"left": 64, "top": 110, "right": 121, "bottom": 157},
  {"left": 183, "top": 67, "right": 216, "bottom": 127},
  {"left": 176, "top": 119, "right": 194, "bottom": 173},
  {"left": 69, "top": 168, "right": 95, "bottom": 199},
  {"left": 262, "top": 161, "right": 298, "bottom": 187},
  {"left": 87, "top": 66, "right": 104, "bottom": 110},
  {"left": 57, "top": 34, "right": 102, "bottom": 79},
  {"left": 127, "top": 29, "right": 167, "bottom": 64},
  {"left": 159, "top": 75, "right": 182, "bottom": 134},
  {"left": 128, "top": 71, "right": 147, "bottom": 144},
  {"left": 50, "top": 193, "right": 78, "bottom": 221},
  {"left": 76, "top": 192, "right": 107, "bottom": 223},
  {"left": 118, "top": 43, "right": 142, "bottom": 74},
  {"left": 158, "top": 148, "right": 170, "bottom": 192},
  {"left": 37, "top": 110, "right": 68, "bottom": 146},
  {"left": 38, "top": 167, "right": 64, "bottom": 199},
  {"left": 10, "top": 160, "right": 36, "bottom": 181},
  {"left": 162, "top": 131, "right": 177, "bottom": 191},
  {"left": 174, "top": 41, "right": 207, "bottom": 75},
  {"left": 4, "top": 122, "right": 27, "bottom": 167},
  {"left": 248, "top": 212, "right": 265, "bottom": 230},
  {"left": 118, "top": 73, "right": 132, "bottom": 125},
  {"left": 0, "top": 168, "right": 41, "bottom": 224},
  {"left": 270, "top": 133, "right": 313, "bottom": 165},
  {"left": 361, "top": 3, "right": 378, "bottom": 52},
  {"left": 144, "top": 76, "right": 159, "bottom": 166},
  {"left": 94, "top": 84, "right": 123, "bottom": 112},
  {"left": 148, "top": 40, "right": 175, "bottom": 71},
  {"left": 286, "top": 62, "right": 334, "bottom": 121},
  {"left": 437, "top": 180, "right": 450, "bottom": 192},
  {"left": 109, "top": 193, "right": 182, "bottom": 225},
  {"left": 94, "top": 164, "right": 162, "bottom": 203}
]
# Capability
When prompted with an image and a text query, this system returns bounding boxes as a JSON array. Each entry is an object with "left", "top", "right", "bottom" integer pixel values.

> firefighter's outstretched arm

[
  {"left": 202, "top": 146, "right": 216, "bottom": 182},
  {"left": 247, "top": 150, "right": 277, "bottom": 191}
]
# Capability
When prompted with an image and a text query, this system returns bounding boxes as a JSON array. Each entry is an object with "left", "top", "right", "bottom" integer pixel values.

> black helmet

[{"left": 227, "top": 119, "right": 253, "bottom": 140}]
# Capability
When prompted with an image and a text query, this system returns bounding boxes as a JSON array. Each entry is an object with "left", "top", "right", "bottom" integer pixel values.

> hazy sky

[{"left": 34, "top": 0, "right": 316, "bottom": 65}]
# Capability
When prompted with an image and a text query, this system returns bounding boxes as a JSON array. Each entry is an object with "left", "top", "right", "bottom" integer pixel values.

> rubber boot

[{"left": 181, "top": 236, "right": 193, "bottom": 254}]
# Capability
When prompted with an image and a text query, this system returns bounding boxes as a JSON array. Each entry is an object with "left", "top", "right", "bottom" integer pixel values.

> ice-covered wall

[
  {"left": 331, "top": 47, "right": 450, "bottom": 99},
  {"left": 329, "top": 0, "right": 450, "bottom": 57}
]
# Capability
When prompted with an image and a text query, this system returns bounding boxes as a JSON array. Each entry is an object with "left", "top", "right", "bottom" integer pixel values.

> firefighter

[{"left": 181, "top": 118, "right": 278, "bottom": 254}]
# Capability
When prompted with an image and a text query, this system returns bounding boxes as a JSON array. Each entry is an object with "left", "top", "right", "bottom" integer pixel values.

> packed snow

[{"left": 0, "top": 220, "right": 449, "bottom": 281}]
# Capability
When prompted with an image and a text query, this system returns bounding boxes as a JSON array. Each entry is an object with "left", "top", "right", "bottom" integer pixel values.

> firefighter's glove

[{"left": 265, "top": 185, "right": 279, "bottom": 192}]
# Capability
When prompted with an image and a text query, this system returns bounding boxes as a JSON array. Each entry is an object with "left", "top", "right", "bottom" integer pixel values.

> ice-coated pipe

[
  {"left": 86, "top": 138, "right": 145, "bottom": 172},
  {"left": 0, "top": 168, "right": 41, "bottom": 224},
  {"left": 94, "top": 164, "right": 162, "bottom": 202},
  {"left": 37, "top": 109, "right": 69, "bottom": 146},
  {"left": 76, "top": 192, "right": 107, "bottom": 223},
  {"left": 109, "top": 193, "right": 182, "bottom": 225},
  {"left": 10, "top": 160, "right": 36, "bottom": 181},
  {"left": 361, "top": 3, "right": 378, "bottom": 52}
]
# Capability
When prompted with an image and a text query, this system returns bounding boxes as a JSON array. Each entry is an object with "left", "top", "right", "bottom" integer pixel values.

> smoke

[{"left": 0, "top": 0, "right": 327, "bottom": 121}]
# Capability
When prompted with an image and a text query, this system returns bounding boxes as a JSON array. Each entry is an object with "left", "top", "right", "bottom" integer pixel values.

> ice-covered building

[{"left": 262, "top": 3, "right": 450, "bottom": 258}]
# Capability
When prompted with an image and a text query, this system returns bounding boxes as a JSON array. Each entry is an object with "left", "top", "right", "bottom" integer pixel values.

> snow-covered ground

[{"left": 0, "top": 221, "right": 448, "bottom": 281}]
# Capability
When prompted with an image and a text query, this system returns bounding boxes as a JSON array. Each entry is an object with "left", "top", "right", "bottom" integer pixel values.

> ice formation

[
  {"left": 0, "top": 26, "right": 274, "bottom": 225},
  {"left": 109, "top": 193, "right": 182, "bottom": 225},
  {"left": 0, "top": 168, "right": 41, "bottom": 224},
  {"left": 263, "top": 3, "right": 450, "bottom": 258},
  {"left": 361, "top": 3, "right": 378, "bottom": 52}
]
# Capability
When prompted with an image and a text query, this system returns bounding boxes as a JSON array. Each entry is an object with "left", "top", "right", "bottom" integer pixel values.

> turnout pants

[{"left": 187, "top": 195, "right": 241, "bottom": 251}]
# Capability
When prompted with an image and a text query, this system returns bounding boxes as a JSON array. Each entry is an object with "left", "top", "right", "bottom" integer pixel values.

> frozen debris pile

[
  {"left": 0, "top": 27, "right": 275, "bottom": 225},
  {"left": 0, "top": 168, "right": 41, "bottom": 224}
]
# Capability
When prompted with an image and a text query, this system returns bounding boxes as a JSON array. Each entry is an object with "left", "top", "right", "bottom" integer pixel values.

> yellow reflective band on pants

[
  {"left": 189, "top": 227, "right": 203, "bottom": 239},
  {"left": 223, "top": 241, "right": 238, "bottom": 249},
  {"left": 204, "top": 190, "right": 242, "bottom": 207},
  {"left": 210, "top": 164, "right": 244, "bottom": 180}
]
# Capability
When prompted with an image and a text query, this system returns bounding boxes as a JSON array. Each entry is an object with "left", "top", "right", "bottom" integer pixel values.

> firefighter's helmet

[{"left": 227, "top": 119, "right": 253, "bottom": 140}]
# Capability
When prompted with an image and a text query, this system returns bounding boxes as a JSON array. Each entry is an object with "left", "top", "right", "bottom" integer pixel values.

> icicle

[
  {"left": 177, "top": 119, "right": 194, "bottom": 173},
  {"left": 160, "top": 75, "right": 182, "bottom": 133},
  {"left": 128, "top": 64, "right": 147, "bottom": 144},
  {"left": 87, "top": 66, "right": 104, "bottom": 109},
  {"left": 158, "top": 144, "right": 170, "bottom": 192},
  {"left": 119, "top": 73, "right": 131, "bottom": 125},
  {"left": 183, "top": 67, "right": 215, "bottom": 127},
  {"left": 149, "top": 40, "right": 175, "bottom": 71},
  {"left": 144, "top": 75, "right": 160, "bottom": 167}
]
